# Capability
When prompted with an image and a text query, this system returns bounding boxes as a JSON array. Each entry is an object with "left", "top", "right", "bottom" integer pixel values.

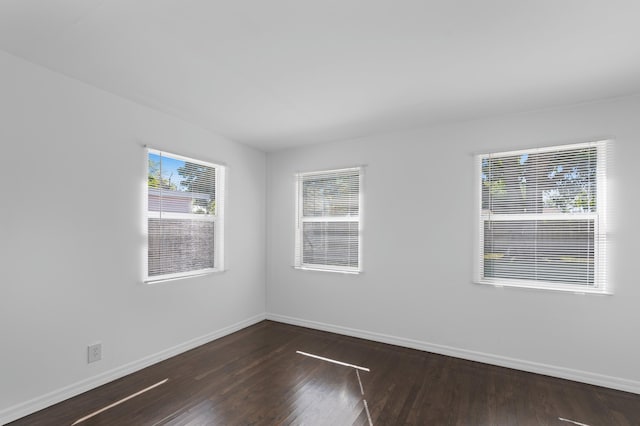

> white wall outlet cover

[{"left": 87, "top": 343, "right": 102, "bottom": 363}]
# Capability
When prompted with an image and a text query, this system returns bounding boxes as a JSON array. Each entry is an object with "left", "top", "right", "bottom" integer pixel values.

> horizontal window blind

[
  {"left": 477, "top": 141, "right": 608, "bottom": 291},
  {"left": 295, "top": 167, "right": 361, "bottom": 273},
  {"left": 146, "top": 149, "right": 224, "bottom": 282}
]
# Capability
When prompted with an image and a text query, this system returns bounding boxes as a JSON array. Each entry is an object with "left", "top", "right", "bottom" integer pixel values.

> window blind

[
  {"left": 295, "top": 167, "right": 362, "bottom": 273},
  {"left": 477, "top": 141, "right": 608, "bottom": 292},
  {"left": 146, "top": 149, "right": 224, "bottom": 282}
]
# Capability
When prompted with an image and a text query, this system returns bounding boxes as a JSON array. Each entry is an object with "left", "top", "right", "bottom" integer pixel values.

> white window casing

[
  {"left": 295, "top": 167, "right": 362, "bottom": 274},
  {"left": 145, "top": 148, "right": 225, "bottom": 283},
  {"left": 475, "top": 141, "right": 608, "bottom": 293}
]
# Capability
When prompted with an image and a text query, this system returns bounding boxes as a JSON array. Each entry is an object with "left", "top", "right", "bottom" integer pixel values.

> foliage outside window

[
  {"left": 295, "top": 167, "right": 362, "bottom": 273},
  {"left": 476, "top": 141, "right": 608, "bottom": 293},
  {"left": 145, "top": 148, "right": 225, "bottom": 283}
]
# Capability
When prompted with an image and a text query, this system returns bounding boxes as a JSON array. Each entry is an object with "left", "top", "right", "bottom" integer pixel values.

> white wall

[
  {"left": 0, "top": 51, "right": 266, "bottom": 421},
  {"left": 266, "top": 95, "right": 640, "bottom": 393}
]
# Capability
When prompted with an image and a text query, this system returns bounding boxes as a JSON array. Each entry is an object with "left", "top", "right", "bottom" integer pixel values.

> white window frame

[
  {"left": 474, "top": 141, "right": 609, "bottom": 294},
  {"left": 295, "top": 167, "right": 363, "bottom": 274},
  {"left": 144, "top": 148, "right": 225, "bottom": 283}
]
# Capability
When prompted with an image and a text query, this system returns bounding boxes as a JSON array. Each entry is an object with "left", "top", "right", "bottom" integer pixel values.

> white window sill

[
  {"left": 293, "top": 266, "right": 361, "bottom": 275},
  {"left": 144, "top": 268, "right": 226, "bottom": 285},
  {"left": 474, "top": 279, "right": 611, "bottom": 295}
]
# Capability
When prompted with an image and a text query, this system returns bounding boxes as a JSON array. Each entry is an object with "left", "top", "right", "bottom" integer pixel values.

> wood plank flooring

[{"left": 9, "top": 320, "right": 640, "bottom": 425}]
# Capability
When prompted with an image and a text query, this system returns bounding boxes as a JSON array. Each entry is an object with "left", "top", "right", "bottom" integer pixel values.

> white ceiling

[{"left": 2, "top": 0, "right": 640, "bottom": 152}]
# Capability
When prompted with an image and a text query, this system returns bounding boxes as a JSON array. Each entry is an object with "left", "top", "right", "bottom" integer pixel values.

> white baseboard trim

[
  {"left": 266, "top": 313, "right": 640, "bottom": 395},
  {"left": 0, "top": 313, "right": 266, "bottom": 425}
]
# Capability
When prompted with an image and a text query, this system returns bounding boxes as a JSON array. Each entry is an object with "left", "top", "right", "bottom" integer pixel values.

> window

[
  {"left": 476, "top": 141, "right": 608, "bottom": 293},
  {"left": 295, "top": 167, "right": 362, "bottom": 273},
  {"left": 145, "top": 148, "right": 225, "bottom": 283}
]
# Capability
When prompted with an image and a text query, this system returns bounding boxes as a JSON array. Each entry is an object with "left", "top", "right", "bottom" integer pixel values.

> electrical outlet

[{"left": 88, "top": 343, "right": 102, "bottom": 363}]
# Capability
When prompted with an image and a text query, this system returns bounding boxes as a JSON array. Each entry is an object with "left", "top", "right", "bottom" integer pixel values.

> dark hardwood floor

[{"left": 9, "top": 321, "right": 640, "bottom": 425}]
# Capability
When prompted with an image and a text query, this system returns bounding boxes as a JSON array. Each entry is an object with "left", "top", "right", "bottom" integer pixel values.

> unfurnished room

[{"left": 1, "top": 1, "right": 640, "bottom": 425}]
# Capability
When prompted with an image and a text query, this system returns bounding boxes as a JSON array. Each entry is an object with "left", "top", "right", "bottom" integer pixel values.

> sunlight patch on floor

[
  {"left": 296, "top": 350, "right": 373, "bottom": 425},
  {"left": 559, "top": 417, "right": 591, "bottom": 426},
  {"left": 296, "top": 350, "right": 370, "bottom": 371},
  {"left": 71, "top": 379, "right": 168, "bottom": 425}
]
